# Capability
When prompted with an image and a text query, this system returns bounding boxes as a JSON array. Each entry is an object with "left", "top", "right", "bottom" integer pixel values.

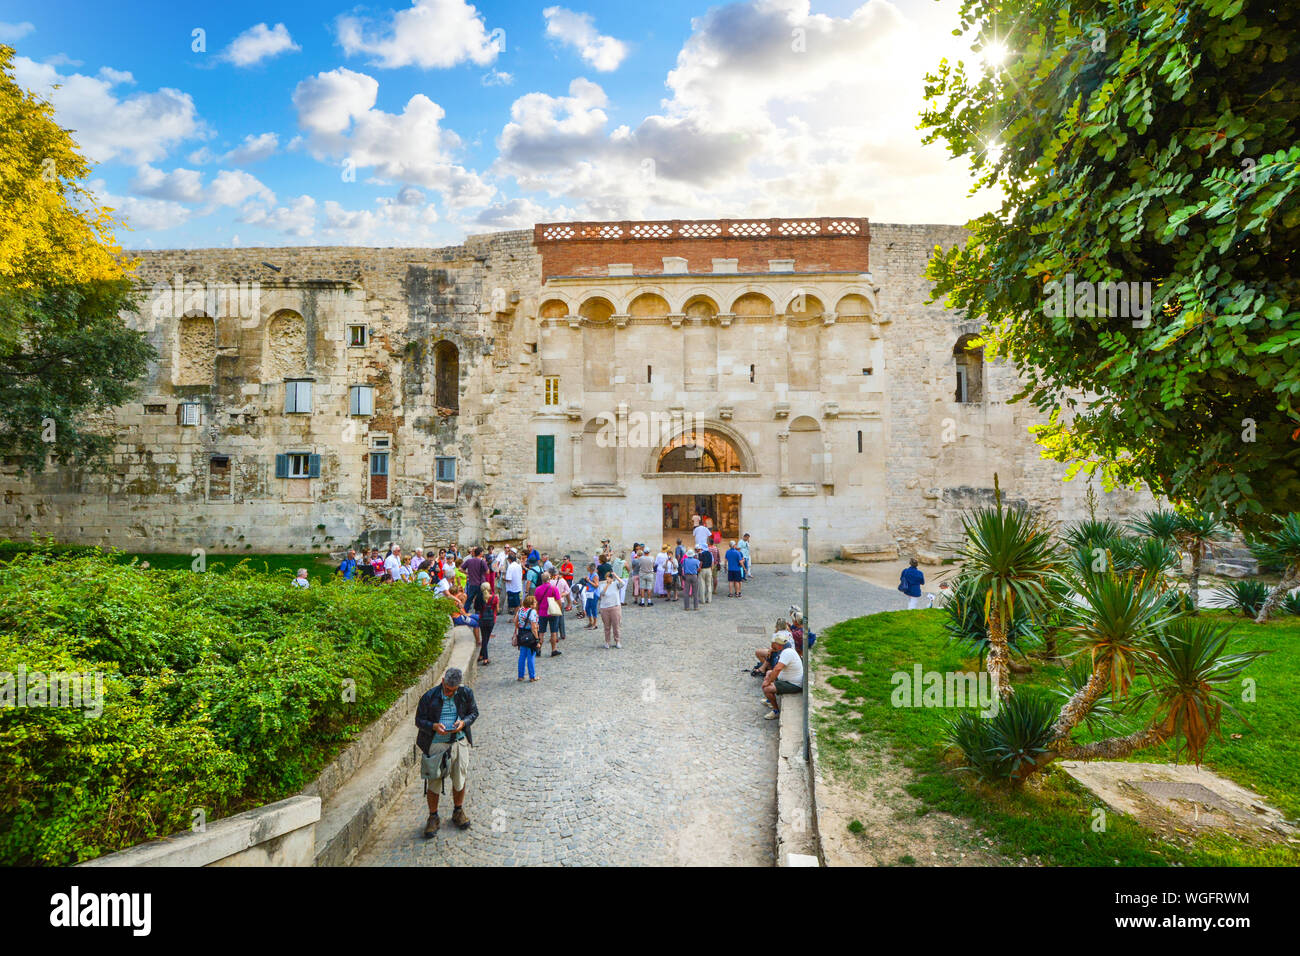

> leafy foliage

[
  {"left": 0, "top": 551, "right": 451, "bottom": 865},
  {"left": 1210, "top": 578, "right": 1272, "bottom": 617},
  {"left": 946, "top": 690, "right": 1058, "bottom": 782},
  {"left": 921, "top": 0, "right": 1300, "bottom": 526}
]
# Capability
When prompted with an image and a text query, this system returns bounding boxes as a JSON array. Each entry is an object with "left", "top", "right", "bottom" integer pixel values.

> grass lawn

[{"left": 814, "top": 608, "right": 1300, "bottom": 866}]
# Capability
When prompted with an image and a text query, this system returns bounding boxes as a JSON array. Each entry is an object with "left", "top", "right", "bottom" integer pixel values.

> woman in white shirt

[{"left": 597, "top": 571, "right": 624, "bottom": 649}]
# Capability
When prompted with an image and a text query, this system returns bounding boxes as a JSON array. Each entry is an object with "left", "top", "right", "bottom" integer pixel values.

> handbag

[{"left": 546, "top": 595, "right": 562, "bottom": 617}]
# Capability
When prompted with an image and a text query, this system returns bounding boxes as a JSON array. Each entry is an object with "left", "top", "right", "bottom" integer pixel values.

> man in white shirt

[
  {"left": 504, "top": 555, "right": 524, "bottom": 610},
  {"left": 384, "top": 545, "right": 404, "bottom": 582},
  {"left": 692, "top": 520, "right": 711, "bottom": 552},
  {"left": 762, "top": 638, "right": 803, "bottom": 719}
]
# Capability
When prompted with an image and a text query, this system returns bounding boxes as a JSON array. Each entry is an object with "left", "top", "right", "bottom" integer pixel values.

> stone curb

[
  {"left": 311, "top": 625, "right": 478, "bottom": 867},
  {"left": 775, "top": 672, "right": 823, "bottom": 866}
]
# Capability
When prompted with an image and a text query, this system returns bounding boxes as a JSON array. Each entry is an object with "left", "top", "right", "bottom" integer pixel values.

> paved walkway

[{"left": 353, "top": 562, "right": 901, "bottom": 867}]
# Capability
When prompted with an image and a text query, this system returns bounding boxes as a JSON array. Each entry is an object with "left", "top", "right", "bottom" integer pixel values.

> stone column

[
  {"left": 570, "top": 433, "right": 583, "bottom": 493},
  {"left": 777, "top": 431, "right": 789, "bottom": 487},
  {"left": 615, "top": 402, "right": 628, "bottom": 484}
]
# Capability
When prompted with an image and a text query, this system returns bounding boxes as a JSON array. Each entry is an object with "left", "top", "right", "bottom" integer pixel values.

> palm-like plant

[
  {"left": 1248, "top": 513, "right": 1300, "bottom": 623},
  {"left": 1209, "top": 579, "right": 1271, "bottom": 618},
  {"left": 953, "top": 483, "right": 1060, "bottom": 700},
  {"left": 1283, "top": 591, "right": 1300, "bottom": 617},
  {"left": 1060, "top": 518, "right": 1129, "bottom": 555},
  {"left": 1173, "top": 512, "right": 1227, "bottom": 614},
  {"left": 1127, "top": 537, "right": 1180, "bottom": 590},
  {"left": 946, "top": 691, "right": 1058, "bottom": 785},
  {"left": 1128, "top": 508, "right": 1181, "bottom": 543},
  {"left": 1050, "top": 569, "right": 1175, "bottom": 742},
  {"left": 942, "top": 572, "right": 1038, "bottom": 665}
]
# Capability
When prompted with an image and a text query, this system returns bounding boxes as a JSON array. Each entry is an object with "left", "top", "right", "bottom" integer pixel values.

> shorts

[
  {"left": 542, "top": 614, "right": 561, "bottom": 634},
  {"left": 728, "top": 570, "right": 742, "bottom": 582},
  {"left": 638, "top": 573, "right": 655, "bottom": 590},
  {"left": 506, "top": 591, "right": 521, "bottom": 610},
  {"left": 421, "top": 737, "right": 470, "bottom": 793},
  {"left": 774, "top": 679, "right": 802, "bottom": 695}
]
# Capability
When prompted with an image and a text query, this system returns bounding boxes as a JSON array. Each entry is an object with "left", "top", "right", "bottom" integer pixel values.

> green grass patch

[
  {"left": 0, "top": 548, "right": 451, "bottom": 865},
  {"left": 814, "top": 608, "right": 1300, "bottom": 866}
]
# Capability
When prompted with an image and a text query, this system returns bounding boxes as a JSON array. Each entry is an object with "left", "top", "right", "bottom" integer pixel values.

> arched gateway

[{"left": 655, "top": 426, "right": 747, "bottom": 545}]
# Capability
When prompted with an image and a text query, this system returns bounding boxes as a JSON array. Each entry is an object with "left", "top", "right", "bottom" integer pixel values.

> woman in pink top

[{"left": 533, "top": 573, "right": 564, "bottom": 658}]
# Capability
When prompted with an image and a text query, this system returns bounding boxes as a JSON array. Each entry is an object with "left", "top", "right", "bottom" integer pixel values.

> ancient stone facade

[{"left": 0, "top": 217, "right": 1150, "bottom": 561}]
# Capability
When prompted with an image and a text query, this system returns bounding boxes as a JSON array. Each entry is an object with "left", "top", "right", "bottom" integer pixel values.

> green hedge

[{"left": 0, "top": 549, "right": 451, "bottom": 865}]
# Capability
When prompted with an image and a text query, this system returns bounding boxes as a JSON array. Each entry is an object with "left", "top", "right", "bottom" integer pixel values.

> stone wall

[{"left": 0, "top": 220, "right": 1150, "bottom": 560}]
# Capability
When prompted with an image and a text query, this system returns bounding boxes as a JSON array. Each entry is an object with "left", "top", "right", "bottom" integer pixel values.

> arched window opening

[
  {"left": 582, "top": 417, "right": 617, "bottom": 484},
  {"left": 954, "top": 334, "right": 984, "bottom": 403},
  {"left": 434, "top": 340, "right": 460, "bottom": 413},
  {"left": 657, "top": 428, "right": 745, "bottom": 473}
]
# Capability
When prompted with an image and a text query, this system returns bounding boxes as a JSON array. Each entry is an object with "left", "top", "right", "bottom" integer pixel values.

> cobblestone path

[{"left": 353, "top": 562, "right": 901, "bottom": 866}]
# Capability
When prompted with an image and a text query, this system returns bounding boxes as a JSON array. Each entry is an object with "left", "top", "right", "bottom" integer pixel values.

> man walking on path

[
  {"left": 680, "top": 549, "right": 701, "bottom": 611},
  {"left": 739, "top": 533, "right": 752, "bottom": 580},
  {"left": 504, "top": 554, "right": 524, "bottom": 610},
  {"left": 725, "top": 541, "right": 745, "bottom": 597},
  {"left": 693, "top": 520, "right": 711, "bottom": 553},
  {"left": 415, "top": 667, "right": 478, "bottom": 836},
  {"left": 899, "top": 558, "right": 925, "bottom": 610},
  {"left": 463, "top": 547, "right": 488, "bottom": 594}
]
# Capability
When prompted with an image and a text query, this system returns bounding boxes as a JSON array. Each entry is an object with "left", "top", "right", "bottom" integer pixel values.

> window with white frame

[
  {"left": 348, "top": 325, "right": 368, "bottom": 347},
  {"left": 435, "top": 457, "right": 456, "bottom": 482},
  {"left": 349, "top": 385, "right": 374, "bottom": 416},
  {"left": 544, "top": 376, "right": 559, "bottom": 406},
  {"left": 284, "top": 380, "right": 312, "bottom": 414},
  {"left": 179, "top": 403, "right": 201, "bottom": 426}
]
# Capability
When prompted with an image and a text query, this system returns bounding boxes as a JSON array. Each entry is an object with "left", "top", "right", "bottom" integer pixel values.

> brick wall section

[{"left": 534, "top": 218, "right": 870, "bottom": 280}]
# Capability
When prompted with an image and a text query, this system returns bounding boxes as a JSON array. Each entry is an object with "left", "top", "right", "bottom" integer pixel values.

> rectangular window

[
  {"left": 208, "top": 455, "right": 231, "bottom": 500},
  {"left": 647, "top": 365, "right": 653, "bottom": 384},
  {"left": 857, "top": 430, "right": 863, "bottom": 454},
  {"left": 144, "top": 403, "right": 167, "bottom": 415},
  {"left": 348, "top": 325, "right": 368, "bottom": 347},
  {"left": 349, "top": 385, "right": 374, "bottom": 416},
  {"left": 370, "top": 451, "right": 389, "bottom": 476},
  {"left": 179, "top": 403, "right": 200, "bottom": 426},
  {"left": 544, "top": 376, "right": 559, "bottom": 406},
  {"left": 369, "top": 451, "right": 389, "bottom": 500},
  {"left": 536, "top": 434, "right": 555, "bottom": 474},
  {"left": 750, "top": 364, "right": 756, "bottom": 383},
  {"left": 436, "top": 456, "right": 456, "bottom": 482},
  {"left": 285, "top": 453, "right": 310, "bottom": 478},
  {"left": 371, "top": 435, "right": 390, "bottom": 449},
  {"left": 285, "top": 380, "right": 312, "bottom": 414},
  {"left": 955, "top": 368, "right": 969, "bottom": 404}
]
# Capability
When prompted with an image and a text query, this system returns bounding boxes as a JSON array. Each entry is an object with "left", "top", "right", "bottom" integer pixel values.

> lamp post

[{"left": 800, "top": 517, "right": 810, "bottom": 763}]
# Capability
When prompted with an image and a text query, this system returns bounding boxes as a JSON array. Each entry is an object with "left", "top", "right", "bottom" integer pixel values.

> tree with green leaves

[
  {"left": 921, "top": 0, "right": 1300, "bottom": 528},
  {"left": 0, "top": 45, "right": 152, "bottom": 474}
]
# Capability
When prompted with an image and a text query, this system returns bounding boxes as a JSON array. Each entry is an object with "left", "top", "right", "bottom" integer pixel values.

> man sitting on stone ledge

[
  {"left": 762, "top": 636, "right": 804, "bottom": 721},
  {"left": 415, "top": 667, "right": 479, "bottom": 836}
]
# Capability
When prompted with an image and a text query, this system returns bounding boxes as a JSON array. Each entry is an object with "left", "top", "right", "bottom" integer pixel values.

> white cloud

[
  {"left": 467, "top": 197, "right": 570, "bottom": 231},
  {"left": 42, "top": 53, "right": 84, "bottom": 68},
  {"left": 493, "top": 0, "right": 997, "bottom": 224},
  {"left": 237, "top": 195, "right": 317, "bottom": 238},
  {"left": 0, "top": 21, "right": 34, "bottom": 42},
  {"left": 130, "top": 165, "right": 205, "bottom": 203},
  {"left": 222, "top": 23, "right": 300, "bottom": 67},
  {"left": 90, "top": 179, "right": 193, "bottom": 232},
  {"left": 292, "top": 67, "right": 495, "bottom": 207},
  {"left": 222, "top": 132, "right": 279, "bottom": 165},
  {"left": 542, "top": 7, "right": 627, "bottom": 72},
  {"left": 336, "top": 0, "right": 502, "bottom": 69},
  {"left": 11, "top": 56, "right": 205, "bottom": 164},
  {"left": 209, "top": 169, "right": 275, "bottom": 207},
  {"left": 481, "top": 69, "right": 513, "bottom": 87}
]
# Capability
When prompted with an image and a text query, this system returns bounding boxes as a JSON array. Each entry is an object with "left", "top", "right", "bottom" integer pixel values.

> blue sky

[{"left": 1, "top": 0, "right": 996, "bottom": 248}]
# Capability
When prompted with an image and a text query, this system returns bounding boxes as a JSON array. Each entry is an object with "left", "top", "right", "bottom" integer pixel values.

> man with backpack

[{"left": 415, "top": 667, "right": 479, "bottom": 836}]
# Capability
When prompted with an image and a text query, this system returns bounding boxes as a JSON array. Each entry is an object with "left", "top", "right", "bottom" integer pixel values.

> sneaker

[
  {"left": 423, "top": 813, "right": 440, "bottom": 838},
  {"left": 452, "top": 806, "right": 471, "bottom": 829},
  {"left": 764, "top": 710, "right": 779, "bottom": 720},
  {"left": 614, "top": 642, "right": 622, "bottom": 649},
  {"left": 551, "top": 650, "right": 562, "bottom": 657}
]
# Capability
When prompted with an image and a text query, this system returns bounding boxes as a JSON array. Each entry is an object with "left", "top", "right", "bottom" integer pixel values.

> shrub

[
  {"left": 946, "top": 690, "right": 1057, "bottom": 783},
  {"left": 0, "top": 551, "right": 451, "bottom": 864},
  {"left": 1210, "top": 580, "right": 1272, "bottom": 618}
]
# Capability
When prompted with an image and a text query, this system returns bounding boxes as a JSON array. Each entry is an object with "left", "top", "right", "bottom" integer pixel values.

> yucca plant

[
  {"left": 946, "top": 690, "right": 1057, "bottom": 785},
  {"left": 1061, "top": 619, "right": 1266, "bottom": 764},
  {"left": 1283, "top": 591, "right": 1300, "bottom": 617},
  {"left": 1173, "top": 512, "right": 1227, "bottom": 613},
  {"left": 1128, "top": 508, "right": 1181, "bottom": 543},
  {"left": 1247, "top": 513, "right": 1300, "bottom": 623},
  {"left": 1126, "top": 537, "right": 1180, "bottom": 591},
  {"left": 1210, "top": 579, "right": 1272, "bottom": 618},
  {"left": 1051, "top": 569, "right": 1175, "bottom": 742},
  {"left": 1060, "top": 518, "right": 1129, "bottom": 556},
  {"left": 1051, "top": 657, "right": 1123, "bottom": 737},
  {"left": 952, "top": 478, "right": 1060, "bottom": 700},
  {"left": 942, "top": 572, "right": 1039, "bottom": 665}
]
